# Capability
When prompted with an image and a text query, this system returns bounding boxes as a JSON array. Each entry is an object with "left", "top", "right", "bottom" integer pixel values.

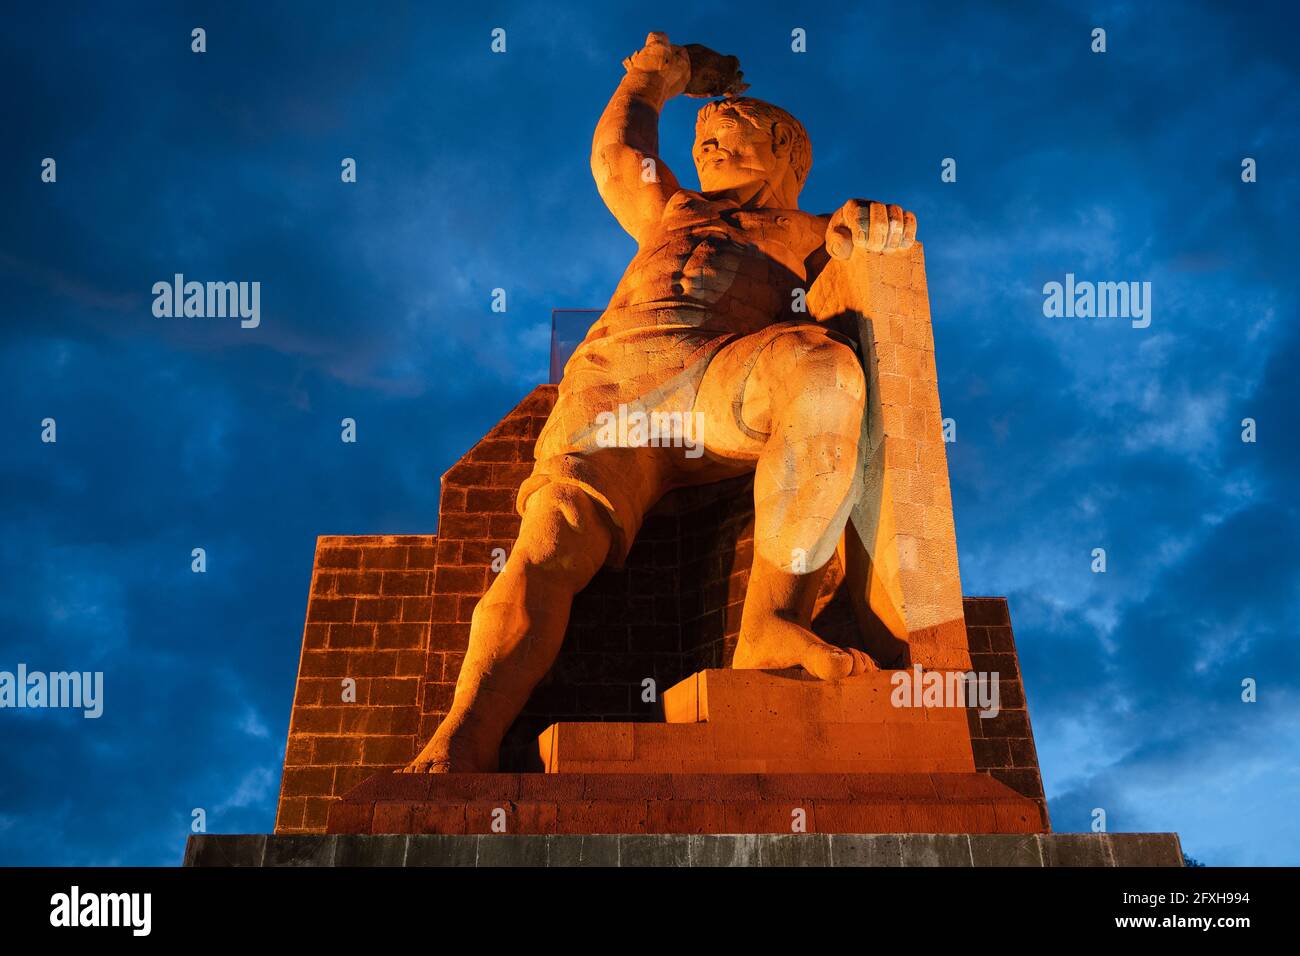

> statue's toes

[
  {"left": 403, "top": 754, "right": 454, "bottom": 774},
  {"left": 801, "top": 642, "right": 854, "bottom": 681},
  {"left": 846, "top": 648, "right": 878, "bottom": 675}
]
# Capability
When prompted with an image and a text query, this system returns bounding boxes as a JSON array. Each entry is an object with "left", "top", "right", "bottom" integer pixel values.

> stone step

[
  {"left": 327, "top": 771, "right": 1047, "bottom": 835},
  {"left": 662, "top": 668, "right": 979, "bottom": 725},
  {"left": 189, "top": 831, "right": 1187, "bottom": 868},
  {"left": 537, "top": 720, "right": 974, "bottom": 773}
]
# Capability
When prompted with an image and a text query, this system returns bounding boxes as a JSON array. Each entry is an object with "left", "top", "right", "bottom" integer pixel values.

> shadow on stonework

[{"left": 498, "top": 472, "right": 891, "bottom": 771}]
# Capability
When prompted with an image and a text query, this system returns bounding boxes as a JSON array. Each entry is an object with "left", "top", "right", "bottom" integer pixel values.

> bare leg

[
  {"left": 733, "top": 554, "right": 875, "bottom": 677},
  {"left": 707, "top": 328, "right": 875, "bottom": 677},
  {"left": 406, "top": 483, "right": 613, "bottom": 772}
]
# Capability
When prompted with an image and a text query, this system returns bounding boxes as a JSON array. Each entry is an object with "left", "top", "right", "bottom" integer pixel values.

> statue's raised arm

[
  {"left": 590, "top": 32, "right": 690, "bottom": 240},
  {"left": 591, "top": 33, "right": 749, "bottom": 241}
]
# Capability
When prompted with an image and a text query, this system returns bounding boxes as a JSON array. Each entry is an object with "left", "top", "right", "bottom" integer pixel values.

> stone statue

[{"left": 409, "top": 32, "right": 923, "bottom": 773}]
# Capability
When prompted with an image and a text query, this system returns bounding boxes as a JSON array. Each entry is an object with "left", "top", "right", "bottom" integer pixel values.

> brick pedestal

[
  {"left": 274, "top": 387, "right": 1050, "bottom": 835},
  {"left": 325, "top": 770, "right": 1043, "bottom": 836},
  {"left": 318, "top": 664, "right": 1044, "bottom": 836}
]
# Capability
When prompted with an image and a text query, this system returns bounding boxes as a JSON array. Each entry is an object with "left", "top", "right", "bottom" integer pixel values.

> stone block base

[
  {"left": 539, "top": 721, "right": 974, "bottom": 774},
  {"left": 324, "top": 770, "right": 1046, "bottom": 835},
  {"left": 184, "top": 832, "right": 1184, "bottom": 867},
  {"left": 540, "top": 668, "right": 977, "bottom": 774}
]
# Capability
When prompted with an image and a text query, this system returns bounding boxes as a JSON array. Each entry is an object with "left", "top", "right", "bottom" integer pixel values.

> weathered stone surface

[
  {"left": 187, "top": 832, "right": 1183, "bottom": 867},
  {"left": 261, "top": 835, "right": 337, "bottom": 867},
  {"left": 807, "top": 243, "right": 968, "bottom": 671},
  {"left": 333, "top": 835, "right": 409, "bottom": 867},
  {"left": 1108, "top": 832, "right": 1185, "bottom": 867},
  {"left": 475, "top": 835, "right": 550, "bottom": 868},
  {"left": 829, "top": 834, "right": 903, "bottom": 866},
  {"left": 898, "top": 834, "right": 973, "bottom": 867},
  {"left": 537, "top": 668, "right": 975, "bottom": 775},
  {"left": 182, "top": 833, "right": 266, "bottom": 868},
  {"left": 1039, "top": 832, "right": 1117, "bottom": 867},
  {"left": 545, "top": 834, "right": 622, "bottom": 867},
  {"left": 280, "top": 548, "right": 1050, "bottom": 832},
  {"left": 325, "top": 770, "right": 1044, "bottom": 836},
  {"left": 760, "top": 834, "right": 833, "bottom": 867},
  {"left": 619, "top": 834, "right": 691, "bottom": 867},
  {"left": 687, "top": 834, "right": 764, "bottom": 866},
  {"left": 402, "top": 834, "right": 480, "bottom": 867},
  {"left": 663, "top": 668, "right": 968, "bottom": 725},
  {"left": 969, "top": 834, "right": 1043, "bottom": 867}
]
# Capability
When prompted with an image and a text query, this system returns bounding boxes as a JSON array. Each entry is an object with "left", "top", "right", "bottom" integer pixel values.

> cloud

[{"left": 2, "top": 0, "right": 1298, "bottom": 866}]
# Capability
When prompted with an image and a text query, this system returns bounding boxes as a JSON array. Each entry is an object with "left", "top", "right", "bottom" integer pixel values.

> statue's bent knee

[
  {"left": 807, "top": 338, "right": 867, "bottom": 400},
  {"left": 512, "top": 481, "right": 613, "bottom": 582},
  {"left": 769, "top": 330, "right": 866, "bottom": 402}
]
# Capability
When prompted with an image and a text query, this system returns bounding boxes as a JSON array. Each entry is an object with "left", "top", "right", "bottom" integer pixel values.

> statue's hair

[{"left": 695, "top": 97, "right": 812, "bottom": 189}]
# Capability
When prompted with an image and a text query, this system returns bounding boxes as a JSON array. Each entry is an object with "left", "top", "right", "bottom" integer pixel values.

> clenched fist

[
  {"left": 622, "top": 31, "right": 691, "bottom": 100},
  {"left": 825, "top": 199, "right": 917, "bottom": 259}
]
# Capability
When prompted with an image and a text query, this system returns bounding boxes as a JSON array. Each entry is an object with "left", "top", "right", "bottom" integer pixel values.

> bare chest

[{"left": 641, "top": 192, "right": 820, "bottom": 280}]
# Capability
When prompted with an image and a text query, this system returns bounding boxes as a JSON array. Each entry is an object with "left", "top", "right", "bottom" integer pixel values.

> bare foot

[
  {"left": 733, "top": 616, "right": 877, "bottom": 679},
  {"left": 403, "top": 755, "right": 454, "bottom": 773},
  {"left": 403, "top": 727, "right": 497, "bottom": 774}
]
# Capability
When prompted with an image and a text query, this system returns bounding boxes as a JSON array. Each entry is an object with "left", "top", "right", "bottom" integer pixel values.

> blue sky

[{"left": 2, "top": 1, "right": 1297, "bottom": 865}]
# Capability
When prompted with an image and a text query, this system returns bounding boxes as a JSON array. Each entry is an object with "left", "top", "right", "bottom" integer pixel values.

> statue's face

[{"left": 693, "top": 108, "right": 790, "bottom": 194}]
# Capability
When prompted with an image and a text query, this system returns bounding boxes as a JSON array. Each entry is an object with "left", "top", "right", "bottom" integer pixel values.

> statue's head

[{"left": 693, "top": 97, "right": 811, "bottom": 201}]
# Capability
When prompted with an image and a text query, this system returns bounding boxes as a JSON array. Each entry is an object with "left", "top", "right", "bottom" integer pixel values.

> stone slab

[
  {"left": 186, "top": 832, "right": 1183, "bottom": 867},
  {"left": 324, "top": 770, "right": 1045, "bottom": 835},
  {"left": 540, "top": 718, "right": 974, "bottom": 774},
  {"left": 662, "top": 668, "right": 976, "bottom": 725}
]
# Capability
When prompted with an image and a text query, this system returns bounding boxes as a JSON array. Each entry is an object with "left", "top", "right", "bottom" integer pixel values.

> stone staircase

[{"left": 326, "top": 668, "right": 1046, "bottom": 836}]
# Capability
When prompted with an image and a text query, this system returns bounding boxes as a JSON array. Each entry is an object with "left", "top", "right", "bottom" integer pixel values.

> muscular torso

[{"left": 591, "top": 190, "right": 829, "bottom": 340}]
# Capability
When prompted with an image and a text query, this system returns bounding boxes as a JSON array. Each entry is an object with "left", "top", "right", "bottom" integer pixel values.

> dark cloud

[{"left": 1, "top": 1, "right": 1297, "bottom": 864}]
